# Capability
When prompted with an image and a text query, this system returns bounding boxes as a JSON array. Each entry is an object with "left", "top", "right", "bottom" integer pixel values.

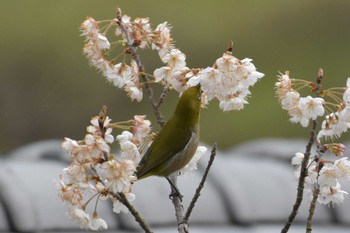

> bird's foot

[{"left": 169, "top": 189, "right": 183, "bottom": 202}]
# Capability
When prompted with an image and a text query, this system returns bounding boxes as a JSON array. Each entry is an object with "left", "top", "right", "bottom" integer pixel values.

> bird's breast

[{"left": 158, "top": 126, "right": 199, "bottom": 176}]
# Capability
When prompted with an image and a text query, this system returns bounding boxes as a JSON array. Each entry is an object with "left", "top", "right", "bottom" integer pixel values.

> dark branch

[
  {"left": 281, "top": 69, "right": 323, "bottom": 233},
  {"left": 156, "top": 84, "right": 171, "bottom": 109},
  {"left": 183, "top": 143, "right": 217, "bottom": 223}
]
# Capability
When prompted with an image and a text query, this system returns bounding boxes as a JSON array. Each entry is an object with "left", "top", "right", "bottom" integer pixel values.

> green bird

[{"left": 135, "top": 85, "right": 201, "bottom": 184}]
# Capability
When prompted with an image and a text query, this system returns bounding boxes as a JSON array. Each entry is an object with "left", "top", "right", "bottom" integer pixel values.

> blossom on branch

[
  {"left": 291, "top": 152, "right": 350, "bottom": 206},
  {"left": 318, "top": 182, "right": 348, "bottom": 207},
  {"left": 59, "top": 104, "right": 207, "bottom": 230},
  {"left": 80, "top": 13, "right": 176, "bottom": 102},
  {"left": 124, "top": 60, "right": 143, "bottom": 101},
  {"left": 276, "top": 72, "right": 325, "bottom": 127},
  {"left": 81, "top": 13, "right": 263, "bottom": 111},
  {"left": 186, "top": 51, "right": 264, "bottom": 111},
  {"left": 154, "top": 49, "right": 264, "bottom": 111},
  {"left": 58, "top": 110, "right": 153, "bottom": 230},
  {"left": 151, "top": 22, "right": 173, "bottom": 55},
  {"left": 318, "top": 107, "right": 350, "bottom": 140},
  {"left": 317, "top": 78, "right": 350, "bottom": 140}
]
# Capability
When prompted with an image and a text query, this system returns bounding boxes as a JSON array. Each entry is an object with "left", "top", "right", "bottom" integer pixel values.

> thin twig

[
  {"left": 306, "top": 143, "right": 323, "bottom": 233},
  {"left": 115, "top": 8, "right": 165, "bottom": 127},
  {"left": 281, "top": 69, "right": 323, "bottom": 233},
  {"left": 306, "top": 182, "right": 320, "bottom": 232},
  {"left": 183, "top": 143, "right": 217, "bottom": 222},
  {"left": 281, "top": 120, "right": 317, "bottom": 233},
  {"left": 156, "top": 84, "right": 171, "bottom": 109}
]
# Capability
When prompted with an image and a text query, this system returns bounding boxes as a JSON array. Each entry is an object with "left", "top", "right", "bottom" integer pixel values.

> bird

[{"left": 135, "top": 85, "right": 201, "bottom": 196}]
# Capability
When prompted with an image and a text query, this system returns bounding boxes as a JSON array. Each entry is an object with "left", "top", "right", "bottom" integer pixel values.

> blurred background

[{"left": 1, "top": 0, "right": 350, "bottom": 153}]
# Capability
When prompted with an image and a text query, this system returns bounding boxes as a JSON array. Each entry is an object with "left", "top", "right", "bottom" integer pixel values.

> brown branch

[
  {"left": 183, "top": 143, "right": 217, "bottom": 223},
  {"left": 116, "top": 8, "right": 165, "bottom": 127},
  {"left": 156, "top": 84, "right": 171, "bottom": 109},
  {"left": 281, "top": 120, "right": 317, "bottom": 233},
  {"left": 306, "top": 142, "right": 323, "bottom": 233},
  {"left": 306, "top": 182, "right": 320, "bottom": 232},
  {"left": 281, "top": 69, "right": 323, "bottom": 233}
]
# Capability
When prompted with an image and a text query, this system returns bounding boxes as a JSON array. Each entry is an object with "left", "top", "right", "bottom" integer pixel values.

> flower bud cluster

[
  {"left": 58, "top": 113, "right": 152, "bottom": 230},
  {"left": 275, "top": 72, "right": 325, "bottom": 127},
  {"left": 292, "top": 150, "right": 350, "bottom": 206}
]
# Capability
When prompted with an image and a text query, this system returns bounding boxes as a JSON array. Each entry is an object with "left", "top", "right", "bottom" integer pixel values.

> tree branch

[
  {"left": 183, "top": 143, "right": 217, "bottom": 223},
  {"left": 281, "top": 69, "right": 323, "bottom": 233},
  {"left": 156, "top": 84, "right": 171, "bottom": 109},
  {"left": 306, "top": 142, "right": 323, "bottom": 233},
  {"left": 281, "top": 120, "right": 317, "bottom": 233},
  {"left": 306, "top": 183, "right": 320, "bottom": 233}
]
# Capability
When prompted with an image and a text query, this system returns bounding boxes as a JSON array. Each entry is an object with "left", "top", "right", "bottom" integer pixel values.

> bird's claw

[{"left": 169, "top": 190, "right": 183, "bottom": 202}]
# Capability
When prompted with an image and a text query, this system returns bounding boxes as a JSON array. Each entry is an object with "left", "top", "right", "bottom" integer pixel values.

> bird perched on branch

[{"left": 135, "top": 85, "right": 202, "bottom": 194}]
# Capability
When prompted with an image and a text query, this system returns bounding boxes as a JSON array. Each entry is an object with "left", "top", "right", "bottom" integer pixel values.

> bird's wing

[{"left": 136, "top": 118, "right": 192, "bottom": 179}]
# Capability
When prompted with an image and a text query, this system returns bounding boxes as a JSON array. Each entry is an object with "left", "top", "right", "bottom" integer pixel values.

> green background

[{"left": 1, "top": 0, "right": 350, "bottom": 153}]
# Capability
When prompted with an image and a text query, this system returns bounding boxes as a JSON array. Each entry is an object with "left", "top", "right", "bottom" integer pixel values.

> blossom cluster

[
  {"left": 191, "top": 51, "right": 264, "bottom": 111},
  {"left": 81, "top": 13, "right": 174, "bottom": 102},
  {"left": 58, "top": 113, "right": 151, "bottom": 230},
  {"left": 276, "top": 71, "right": 350, "bottom": 138},
  {"left": 154, "top": 49, "right": 264, "bottom": 111},
  {"left": 275, "top": 72, "right": 325, "bottom": 127},
  {"left": 81, "top": 12, "right": 264, "bottom": 111},
  {"left": 292, "top": 150, "right": 350, "bottom": 206},
  {"left": 58, "top": 110, "right": 207, "bottom": 230}
]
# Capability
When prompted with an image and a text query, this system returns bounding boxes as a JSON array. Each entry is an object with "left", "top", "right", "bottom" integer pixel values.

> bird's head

[{"left": 174, "top": 85, "right": 202, "bottom": 125}]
